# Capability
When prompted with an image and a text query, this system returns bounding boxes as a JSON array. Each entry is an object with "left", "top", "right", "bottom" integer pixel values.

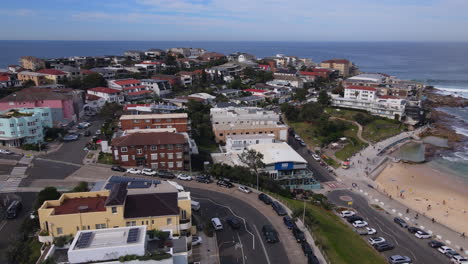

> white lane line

[
  {"left": 236, "top": 231, "right": 246, "bottom": 264},
  {"left": 373, "top": 219, "right": 399, "bottom": 246},
  {"left": 253, "top": 225, "right": 271, "bottom": 264},
  {"left": 193, "top": 196, "right": 256, "bottom": 250},
  {"left": 0, "top": 220, "right": 7, "bottom": 232}
]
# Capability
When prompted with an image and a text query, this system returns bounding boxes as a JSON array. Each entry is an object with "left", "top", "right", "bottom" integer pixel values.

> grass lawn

[
  {"left": 362, "top": 119, "right": 405, "bottom": 143},
  {"left": 288, "top": 122, "right": 323, "bottom": 148},
  {"left": 197, "top": 142, "right": 219, "bottom": 153},
  {"left": 98, "top": 152, "right": 114, "bottom": 165},
  {"left": 272, "top": 195, "right": 386, "bottom": 264},
  {"left": 335, "top": 124, "right": 368, "bottom": 161}
]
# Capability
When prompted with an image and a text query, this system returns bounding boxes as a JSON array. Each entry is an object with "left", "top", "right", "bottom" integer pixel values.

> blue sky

[{"left": 1, "top": 0, "right": 467, "bottom": 41}]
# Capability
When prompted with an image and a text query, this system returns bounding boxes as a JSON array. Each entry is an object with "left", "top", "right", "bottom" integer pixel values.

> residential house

[
  {"left": 0, "top": 73, "right": 21, "bottom": 88},
  {"left": 124, "top": 50, "right": 145, "bottom": 61},
  {"left": 134, "top": 61, "right": 161, "bottom": 75},
  {"left": 188, "top": 93, "right": 216, "bottom": 104},
  {"left": 199, "top": 52, "right": 226, "bottom": 62},
  {"left": 225, "top": 134, "right": 275, "bottom": 152},
  {"left": 270, "top": 75, "right": 303, "bottom": 88},
  {"left": 119, "top": 113, "right": 189, "bottom": 132},
  {"left": 0, "top": 107, "right": 53, "bottom": 146},
  {"left": 141, "top": 79, "right": 172, "bottom": 97},
  {"left": 90, "top": 68, "right": 116, "bottom": 80},
  {"left": 51, "top": 64, "right": 82, "bottom": 80},
  {"left": 20, "top": 56, "right": 45, "bottom": 71},
  {"left": 17, "top": 71, "right": 49, "bottom": 86},
  {"left": 177, "top": 71, "right": 201, "bottom": 86},
  {"left": 344, "top": 85, "right": 377, "bottom": 101},
  {"left": 36, "top": 69, "right": 68, "bottom": 84},
  {"left": 206, "top": 62, "right": 242, "bottom": 78},
  {"left": 144, "top": 48, "right": 167, "bottom": 59},
  {"left": 210, "top": 107, "right": 288, "bottom": 143},
  {"left": 214, "top": 89, "right": 241, "bottom": 98},
  {"left": 152, "top": 74, "right": 180, "bottom": 86},
  {"left": 228, "top": 52, "right": 256, "bottom": 62},
  {"left": 87, "top": 87, "right": 124, "bottom": 104},
  {"left": 233, "top": 95, "right": 265, "bottom": 106}
]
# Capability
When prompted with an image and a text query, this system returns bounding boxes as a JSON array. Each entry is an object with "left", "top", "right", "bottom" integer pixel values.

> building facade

[
  {"left": 320, "top": 59, "right": 352, "bottom": 77},
  {"left": 119, "top": 113, "right": 189, "bottom": 132},
  {"left": 140, "top": 79, "right": 172, "bottom": 97},
  {"left": 17, "top": 71, "right": 49, "bottom": 86}
]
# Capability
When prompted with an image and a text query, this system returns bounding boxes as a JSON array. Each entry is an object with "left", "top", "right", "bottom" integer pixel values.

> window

[
  {"left": 145, "top": 119, "right": 150, "bottom": 123},
  {"left": 167, "top": 218, "right": 172, "bottom": 225},
  {"left": 177, "top": 161, "right": 183, "bottom": 168},
  {"left": 168, "top": 153, "right": 173, "bottom": 159},
  {"left": 151, "top": 220, "right": 154, "bottom": 224},
  {"left": 166, "top": 118, "right": 172, "bottom": 122},
  {"left": 121, "top": 155, "right": 129, "bottom": 162},
  {"left": 154, "top": 119, "right": 161, "bottom": 123},
  {"left": 160, "top": 144, "right": 165, "bottom": 149},
  {"left": 0, "top": 131, "right": 4, "bottom": 135},
  {"left": 176, "top": 152, "right": 182, "bottom": 159},
  {"left": 141, "top": 221, "right": 144, "bottom": 225},
  {"left": 126, "top": 221, "right": 136, "bottom": 226},
  {"left": 176, "top": 144, "right": 182, "bottom": 149},
  {"left": 151, "top": 163, "right": 158, "bottom": 169},
  {"left": 160, "top": 153, "right": 165, "bottom": 158},
  {"left": 95, "top": 223, "right": 107, "bottom": 229},
  {"left": 10, "top": 123, "right": 14, "bottom": 127},
  {"left": 160, "top": 162, "right": 166, "bottom": 167},
  {"left": 56, "top": 227, "right": 63, "bottom": 235},
  {"left": 121, "top": 147, "right": 128, "bottom": 152},
  {"left": 111, "top": 207, "right": 117, "bottom": 214},
  {"left": 137, "top": 149, "right": 143, "bottom": 154},
  {"left": 181, "top": 210, "right": 187, "bottom": 220},
  {"left": 168, "top": 162, "right": 174, "bottom": 168},
  {"left": 150, "top": 145, "right": 157, "bottom": 151},
  {"left": 133, "top": 119, "right": 139, "bottom": 123},
  {"left": 151, "top": 154, "right": 158, "bottom": 160}
]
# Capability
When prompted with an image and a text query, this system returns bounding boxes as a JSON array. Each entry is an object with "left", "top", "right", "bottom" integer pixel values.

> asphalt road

[
  {"left": 188, "top": 187, "right": 289, "bottom": 264},
  {"left": 287, "top": 134, "right": 335, "bottom": 182},
  {"left": 327, "top": 190, "right": 449, "bottom": 264},
  {"left": 0, "top": 192, "right": 37, "bottom": 263}
]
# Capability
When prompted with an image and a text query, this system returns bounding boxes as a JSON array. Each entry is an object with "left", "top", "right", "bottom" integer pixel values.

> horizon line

[{"left": 1, "top": 39, "right": 468, "bottom": 43}]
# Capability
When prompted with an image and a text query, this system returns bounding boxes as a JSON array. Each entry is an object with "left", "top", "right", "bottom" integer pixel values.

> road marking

[
  {"left": 0, "top": 220, "right": 7, "bottom": 232},
  {"left": 373, "top": 219, "right": 399, "bottom": 246},
  {"left": 236, "top": 231, "right": 246, "bottom": 264},
  {"left": 192, "top": 196, "right": 255, "bottom": 250},
  {"left": 253, "top": 225, "right": 271, "bottom": 264},
  {"left": 35, "top": 158, "right": 81, "bottom": 167}
]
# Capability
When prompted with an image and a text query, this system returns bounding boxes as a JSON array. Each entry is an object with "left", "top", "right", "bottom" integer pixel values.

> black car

[
  {"left": 347, "top": 215, "right": 364, "bottom": 223},
  {"left": 6, "top": 200, "right": 22, "bottom": 219},
  {"left": 195, "top": 175, "right": 213, "bottom": 184},
  {"left": 301, "top": 241, "right": 314, "bottom": 256},
  {"left": 258, "top": 193, "right": 272, "bottom": 205},
  {"left": 217, "top": 180, "right": 234, "bottom": 188},
  {"left": 227, "top": 217, "right": 242, "bottom": 229},
  {"left": 271, "top": 201, "right": 287, "bottom": 216},
  {"left": 292, "top": 227, "right": 306, "bottom": 243},
  {"left": 283, "top": 215, "right": 295, "bottom": 229},
  {"left": 428, "top": 240, "right": 445, "bottom": 248},
  {"left": 307, "top": 254, "right": 320, "bottom": 264},
  {"left": 158, "top": 170, "right": 175, "bottom": 179},
  {"left": 84, "top": 130, "right": 91, "bottom": 137},
  {"left": 408, "top": 226, "right": 422, "bottom": 234},
  {"left": 111, "top": 166, "right": 126, "bottom": 172},
  {"left": 394, "top": 217, "right": 408, "bottom": 228},
  {"left": 262, "top": 225, "right": 279, "bottom": 243},
  {"left": 373, "top": 242, "right": 395, "bottom": 252}
]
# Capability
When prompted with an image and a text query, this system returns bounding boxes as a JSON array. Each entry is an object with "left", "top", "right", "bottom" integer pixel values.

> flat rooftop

[
  {"left": 120, "top": 113, "right": 188, "bottom": 120},
  {"left": 70, "top": 226, "right": 146, "bottom": 251},
  {"left": 51, "top": 196, "right": 107, "bottom": 215}
]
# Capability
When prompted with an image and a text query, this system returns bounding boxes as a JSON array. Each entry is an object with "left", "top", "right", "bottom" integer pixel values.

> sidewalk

[{"left": 3, "top": 141, "right": 63, "bottom": 157}]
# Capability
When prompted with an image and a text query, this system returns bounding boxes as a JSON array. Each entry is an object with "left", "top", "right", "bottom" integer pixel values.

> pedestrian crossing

[{"left": 0, "top": 166, "right": 28, "bottom": 193}]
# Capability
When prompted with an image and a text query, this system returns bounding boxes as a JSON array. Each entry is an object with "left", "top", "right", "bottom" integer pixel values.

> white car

[
  {"left": 415, "top": 230, "right": 431, "bottom": 239},
  {"left": 439, "top": 246, "right": 455, "bottom": 255},
  {"left": 340, "top": 210, "right": 356, "bottom": 218},
  {"left": 312, "top": 154, "right": 321, "bottom": 161},
  {"left": 79, "top": 122, "right": 91, "bottom": 128},
  {"left": 177, "top": 174, "right": 192, "bottom": 181},
  {"left": 368, "top": 237, "right": 386, "bottom": 245},
  {"left": 141, "top": 168, "right": 157, "bottom": 176},
  {"left": 95, "top": 129, "right": 101, "bottom": 135},
  {"left": 0, "top": 149, "right": 12, "bottom": 154},
  {"left": 451, "top": 255, "right": 468, "bottom": 264},
  {"left": 352, "top": 220, "right": 368, "bottom": 228},
  {"left": 238, "top": 185, "right": 252, "bottom": 193},
  {"left": 127, "top": 168, "right": 142, "bottom": 175},
  {"left": 192, "top": 236, "right": 202, "bottom": 246},
  {"left": 365, "top": 227, "right": 377, "bottom": 235}
]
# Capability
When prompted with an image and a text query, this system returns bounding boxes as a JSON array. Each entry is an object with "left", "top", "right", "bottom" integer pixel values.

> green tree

[
  {"left": 318, "top": 90, "right": 331, "bottom": 106},
  {"left": 100, "top": 102, "right": 123, "bottom": 119},
  {"left": 300, "top": 102, "right": 324, "bottom": 122},
  {"left": 238, "top": 149, "right": 265, "bottom": 189},
  {"left": 82, "top": 73, "right": 107, "bottom": 90},
  {"left": 72, "top": 181, "right": 89, "bottom": 192},
  {"left": 229, "top": 79, "right": 242, "bottom": 90},
  {"left": 294, "top": 88, "right": 307, "bottom": 101},
  {"left": 22, "top": 80, "right": 36, "bottom": 88},
  {"left": 215, "top": 94, "right": 229, "bottom": 102},
  {"left": 281, "top": 103, "right": 299, "bottom": 122},
  {"left": 35, "top": 187, "right": 61, "bottom": 209}
]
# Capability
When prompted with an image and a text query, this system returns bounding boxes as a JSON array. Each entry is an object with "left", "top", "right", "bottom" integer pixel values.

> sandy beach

[{"left": 375, "top": 162, "right": 468, "bottom": 234}]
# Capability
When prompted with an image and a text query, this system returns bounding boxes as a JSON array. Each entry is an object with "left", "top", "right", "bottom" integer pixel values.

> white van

[
  {"left": 191, "top": 200, "right": 200, "bottom": 211},
  {"left": 211, "top": 217, "right": 223, "bottom": 231}
]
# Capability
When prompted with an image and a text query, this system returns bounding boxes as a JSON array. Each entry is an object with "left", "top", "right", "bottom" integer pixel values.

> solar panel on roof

[
  {"left": 128, "top": 182, "right": 150, "bottom": 189},
  {"left": 104, "top": 183, "right": 114, "bottom": 190},
  {"left": 76, "top": 232, "right": 93, "bottom": 248},
  {"left": 127, "top": 228, "right": 140, "bottom": 243}
]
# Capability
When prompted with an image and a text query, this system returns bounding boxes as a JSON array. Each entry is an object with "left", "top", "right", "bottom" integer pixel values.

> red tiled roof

[
  {"left": 322, "top": 59, "right": 350, "bottom": 64},
  {"left": 299, "top": 71, "right": 321, "bottom": 76},
  {"left": 81, "top": 69, "right": 95, "bottom": 75},
  {"left": 346, "top": 85, "right": 377, "bottom": 92},
  {"left": 127, "top": 90, "right": 152, "bottom": 96},
  {"left": 123, "top": 85, "right": 146, "bottom": 91},
  {"left": 36, "top": 69, "right": 67, "bottom": 75},
  {"left": 245, "top": 89, "right": 267, "bottom": 93},
  {"left": 0, "top": 76, "right": 10, "bottom": 81},
  {"left": 311, "top": 68, "right": 331, "bottom": 73},
  {"left": 193, "top": 69, "right": 204, "bottom": 75},
  {"left": 86, "top": 94, "right": 101, "bottom": 101},
  {"left": 112, "top": 131, "right": 187, "bottom": 146},
  {"left": 0, "top": 72, "right": 11, "bottom": 77},
  {"left": 51, "top": 197, "right": 107, "bottom": 215},
  {"left": 88, "top": 87, "right": 120, "bottom": 94},
  {"left": 113, "top": 79, "right": 141, "bottom": 86},
  {"left": 177, "top": 71, "right": 197, "bottom": 76},
  {"left": 138, "top": 61, "right": 162, "bottom": 65}
]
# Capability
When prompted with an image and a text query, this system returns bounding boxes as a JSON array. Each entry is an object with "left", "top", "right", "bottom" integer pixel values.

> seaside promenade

[{"left": 334, "top": 126, "right": 468, "bottom": 254}]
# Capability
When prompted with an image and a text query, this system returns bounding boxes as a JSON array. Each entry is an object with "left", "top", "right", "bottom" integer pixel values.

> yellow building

[
  {"left": 320, "top": 59, "right": 352, "bottom": 77},
  {"left": 38, "top": 183, "right": 192, "bottom": 238}
]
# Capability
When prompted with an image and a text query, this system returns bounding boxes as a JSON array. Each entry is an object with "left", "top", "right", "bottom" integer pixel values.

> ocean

[{"left": 0, "top": 40, "right": 467, "bottom": 175}]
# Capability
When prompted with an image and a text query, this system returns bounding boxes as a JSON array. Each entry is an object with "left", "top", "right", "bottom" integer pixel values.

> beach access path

[{"left": 333, "top": 126, "right": 468, "bottom": 254}]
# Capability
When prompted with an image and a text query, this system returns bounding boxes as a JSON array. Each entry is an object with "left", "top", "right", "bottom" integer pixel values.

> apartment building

[
  {"left": 210, "top": 107, "right": 288, "bottom": 143},
  {"left": 0, "top": 107, "right": 52, "bottom": 146},
  {"left": 111, "top": 131, "right": 190, "bottom": 170},
  {"left": 140, "top": 79, "right": 172, "bottom": 97},
  {"left": 20, "top": 56, "right": 45, "bottom": 71},
  {"left": 344, "top": 85, "right": 377, "bottom": 101},
  {"left": 320, "top": 59, "right": 353, "bottom": 77},
  {"left": 17, "top": 71, "right": 49, "bottom": 86},
  {"left": 87, "top": 87, "right": 124, "bottom": 104},
  {"left": 36, "top": 69, "right": 68, "bottom": 84},
  {"left": 38, "top": 180, "right": 192, "bottom": 237},
  {"left": 119, "top": 113, "right": 189, "bottom": 132},
  {"left": 108, "top": 79, "right": 153, "bottom": 101}
]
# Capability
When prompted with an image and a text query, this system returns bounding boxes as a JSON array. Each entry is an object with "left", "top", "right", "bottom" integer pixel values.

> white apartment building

[
  {"left": 140, "top": 79, "right": 172, "bottom": 97},
  {"left": 87, "top": 87, "right": 125, "bottom": 104},
  {"left": 344, "top": 85, "right": 377, "bottom": 101}
]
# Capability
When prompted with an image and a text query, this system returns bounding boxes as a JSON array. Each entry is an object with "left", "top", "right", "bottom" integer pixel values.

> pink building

[{"left": 0, "top": 88, "right": 83, "bottom": 125}]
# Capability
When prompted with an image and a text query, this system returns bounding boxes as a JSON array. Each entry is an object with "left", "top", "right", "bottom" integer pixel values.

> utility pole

[{"left": 302, "top": 198, "right": 306, "bottom": 224}]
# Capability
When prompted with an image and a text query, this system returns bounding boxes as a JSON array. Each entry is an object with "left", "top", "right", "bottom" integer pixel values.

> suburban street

[{"left": 328, "top": 190, "right": 449, "bottom": 264}]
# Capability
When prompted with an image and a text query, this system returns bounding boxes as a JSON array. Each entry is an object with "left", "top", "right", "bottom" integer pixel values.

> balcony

[{"left": 179, "top": 219, "right": 191, "bottom": 230}]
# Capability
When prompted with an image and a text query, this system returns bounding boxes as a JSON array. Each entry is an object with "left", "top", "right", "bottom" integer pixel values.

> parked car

[
  {"left": 356, "top": 227, "right": 376, "bottom": 235},
  {"left": 301, "top": 241, "right": 313, "bottom": 256},
  {"left": 374, "top": 242, "right": 395, "bottom": 252},
  {"left": 307, "top": 254, "right": 320, "bottom": 264},
  {"left": 195, "top": 175, "right": 212, "bottom": 183},
  {"left": 388, "top": 255, "right": 412, "bottom": 264},
  {"left": 408, "top": 226, "right": 422, "bottom": 234},
  {"left": 393, "top": 217, "right": 408, "bottom": 228},
  {"left": 300, "top": 141, "right": 306, "bottom": 147},
  {"left": 438, "top": 246, "right": 456, "bottom": 255},
  {"left": 158, "top": 170, "right": 175, "bottom": 179},
  {"left": 127, "top": 168, "right": 142, "bottom": 175},
  {"left": 95, "top": 129, "right": 101, "bottom": 135},
  {"left": 312, "top": 154, "right": 321, "bottom": 161},
  {"left": 78, "top": 122, "right": 91, "bottom": 129},
  {"left": 368, "top": 237, "right": 386, "bottom": 245},
  {"left": 191, "top": 200, "right": 200, "bottom": 211},
  {"left": 6, "top": 200, "right": 22, "bottom": 219},
  {"left": 340, "top": 210, "right": 356, "bottom": 218},
  {"left": 227, "top": 217, "right": 242, "bottom": 229},
  {"left": 0, "top": 149, "right": 12, "bottom": 155},
  {"left": 238, "top": 185, "right": 252, "bottom": 193},
  {"left": 84, "top": 130, "right": 91, "bottom": 137},
  {"left": 283, "top": 215, "right": 295, "bottom": 229},
  {"left": 217, "top": 180, "right": 234, "bottom": 188},
  {"left": 428, "top": 240, "right": 445, "bottom": 248},
  {"left": 346, "top": 215, "right": 363, "bottom": 223},
  {"left": 352, "top": 220, "right": 368, "bottom": 228},
  {"left": 177, "top": 174, "right": 192, "bottom": 181},
  {"left": 365, "top": 227, "right": 377, "bottom": 235},
  {"left": 258, "top": 193, "right": 272, "bottom": 205},
  {"left": 451, "top": 255, "right": 468, "bottom": 264},
  {"left": 415, "top": 230, "right": 432, "bottom": 239},
  {"left": 192, "top": 236, "right": 202, "bottom": 246},
  {"left": 271, "top": 201, "right": 287, "bottom": 216},
  {"left": 211, "top": 218, "right": 223, "bottom": 231},
  {"left": 445, "top": 250, "right": 461, "bottom": 259},
  {"left": 63, "top": 133, "right": 80, "bottom": 141},
  {"left": 111, "top": 166, "right": 126, "bottom": 172},
  {"left": 262, "top": 225, "right": 279, "bottom": 243},
  {"left": 141, "top": 168, "right": 157, "bottom": 176},
  {"left": 292, "top": 227, "right": 306, "bottom": 243}
]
